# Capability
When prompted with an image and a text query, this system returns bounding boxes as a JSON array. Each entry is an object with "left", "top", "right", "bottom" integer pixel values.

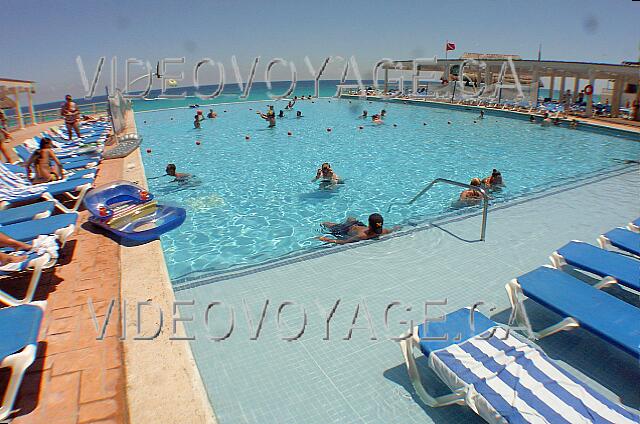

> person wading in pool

[
  {"left": 257, "top": 105, "right": 276, "bottom": 128},
  {"left": 319, "top": 213, "right": 398, "bottom": 244},
  {"left": 482, "top": 169, "right": 503, "bottom": 189},
  {"left": 459, "top": 178, "right": 483, "bottom": 202},
  {"left": 166, "top": 163, "right": 193, "bottom": 182}
]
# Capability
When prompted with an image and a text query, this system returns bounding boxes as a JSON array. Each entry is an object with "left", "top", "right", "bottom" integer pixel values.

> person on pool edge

[{"left": 319, "top": 213, "right": 399, "bottom": 244}]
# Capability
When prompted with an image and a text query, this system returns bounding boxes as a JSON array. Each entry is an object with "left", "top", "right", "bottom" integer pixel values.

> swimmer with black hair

[
  {"left": 296, "top": 111, "right": 303, "bottom": 118},
  {"left": 166, "top": 163, "right": 193, "bottom": 182},
  {"left": 257, "top": 105, "right": 276, "bottom": 128},
  {"left": 318, "top": 214, "right": 399, "bottom": 244},
  {"left": 360, "top": 110, "right": 368, "bottom": 119}
]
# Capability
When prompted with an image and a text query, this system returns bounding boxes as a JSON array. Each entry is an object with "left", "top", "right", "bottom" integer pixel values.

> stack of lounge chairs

[
  {"left": 400, "top": 217, "right": 640, "bottom": 423},
  {"left": 0, "top": 119, "right": 111, "bottom": 421}
]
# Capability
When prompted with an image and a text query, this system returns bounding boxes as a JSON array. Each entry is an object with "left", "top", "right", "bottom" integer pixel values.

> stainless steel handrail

[{"left": 388, "top": 178, "right": 490, "bottom": 241}]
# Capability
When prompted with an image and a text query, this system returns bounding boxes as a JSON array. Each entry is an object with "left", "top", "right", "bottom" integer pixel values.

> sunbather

[
  {"left": 0, "top": 232, "right": 32, "bottom": 266},
  {"left": 319, "top": 213, "right": 397, "bottom": 244},
  {"left": 24, "top": 137, "right": 63, "bottom": 183},
  {"left": 60, "top": 94, "right": 81, "bottom": 140},
  {"left": 0, "top": 127, "right": 12, "bottom": 162}
]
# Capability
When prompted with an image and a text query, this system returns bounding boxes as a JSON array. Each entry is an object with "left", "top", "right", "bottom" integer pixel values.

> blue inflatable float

[{"left": 84, "top": 180, "right": 186, "bottom": 243}]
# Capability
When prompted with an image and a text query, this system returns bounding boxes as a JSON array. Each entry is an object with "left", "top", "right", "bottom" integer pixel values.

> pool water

[{"left": 136, "top": 99, "right": 639, "bottom": 280}]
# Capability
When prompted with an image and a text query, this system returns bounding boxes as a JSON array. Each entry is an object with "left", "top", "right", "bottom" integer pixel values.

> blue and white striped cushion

[
  {"left": 0, "top": 163, "right": 46, "bottom": 201},
  {"left": 429, "top": 327, "right": 638, "bottom": 424}
]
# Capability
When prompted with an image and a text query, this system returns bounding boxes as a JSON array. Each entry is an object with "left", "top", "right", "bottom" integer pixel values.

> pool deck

[
  {"left": 1, "top": 119, "right": 128, "bottom": 423},
  {"left": 177, "top": 163, "right": 640, "bottom": 424},
  {"left": 2, "top": 106, "right": 639, "bottom": 423}
]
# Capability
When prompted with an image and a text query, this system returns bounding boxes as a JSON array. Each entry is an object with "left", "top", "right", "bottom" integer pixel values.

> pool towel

[
  {"left": 0, "top": 235, "right": 58, "bottom": 272},
  {"left": 429, "top": 327, "right": 638, "bottom": 424}
]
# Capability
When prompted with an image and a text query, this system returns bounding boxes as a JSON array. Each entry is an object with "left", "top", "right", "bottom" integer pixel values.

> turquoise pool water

[{"left": 136, "top": 98, "right": 639, "bottom": 280}]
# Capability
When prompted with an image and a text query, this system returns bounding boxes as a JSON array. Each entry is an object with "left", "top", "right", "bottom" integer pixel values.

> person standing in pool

[
  {"left": 459, "top": 178, "right": 483, "bottom": 202},
  {"left": 312, "top": 163, "right": 341, "bottom": 184},
  {"left": 207, "top": 109, "right": 217, "bottom": 118},
  {"left": 296, "top": 111, "right": 303, "bottom": 118},
  {"left": 479, "top": 110, "right": 485, "bottom": 119},
  {"left": 278, "top": 110, "right": 284, "bottom": 118},
  {"left": 319, "top": 214, "right": 398, "bottom": 244},
  {"left": 360, "top": 110, "right": 368, "bottom": 119},
  {"left": 482, "top": 169, "right": 503, "bottom": 188},
  {"left": 257, "top": 106, "right": 276, "bottom": 128}
]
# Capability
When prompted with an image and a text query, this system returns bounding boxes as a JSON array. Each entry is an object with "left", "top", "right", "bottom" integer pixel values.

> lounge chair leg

[
  {"left": 535, "top": 317, "right": 580, "bottom": 339},
  {"left": 593, "top": 276, "right": 618, "bottom": 290},
  {"left": 0, "top": 345, "right": 37, "bottom": 422},
  {"left": 400, "top": 330, "right": 466, "bottom": 408},
  {"left": 596, "top": 235, "right": 610, "bottom": 250},
  {"left": 549, "top": 252, "right": 566, "bottom": 269}
]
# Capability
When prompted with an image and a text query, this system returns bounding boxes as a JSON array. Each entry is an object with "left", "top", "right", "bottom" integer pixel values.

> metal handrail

[{"left": 388, "top": 177, "right": 490, "bottom": 241}]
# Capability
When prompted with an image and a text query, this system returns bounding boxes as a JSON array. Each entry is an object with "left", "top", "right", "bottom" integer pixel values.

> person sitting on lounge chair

[
  {"left": 0, "top": 232, "right": 32, "bottom": 267},
  {"left": 24, "top": 137, "right": 63, "bottom": 183}
]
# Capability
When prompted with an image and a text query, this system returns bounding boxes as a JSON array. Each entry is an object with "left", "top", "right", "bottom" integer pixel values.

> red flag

[{"left": 446, "top": 42, "right": 456, "bottom": 51}]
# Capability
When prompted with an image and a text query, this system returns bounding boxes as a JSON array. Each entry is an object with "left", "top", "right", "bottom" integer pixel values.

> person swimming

[
  {"left": 166, "top": 163, "right": 192, "bottom": 181},
  {"left": 529, "top": 115, "right": 536, "bottom": 123},
  {"left": 380, "top": 109, "right": 387, "bottom": 118},
  {"left": 257, "top": 105, "right": 276, "bottom": 127},
  {"left": 318, "top": 213, "right": 398, "bottom": 244},
  {"left": 285, "top": 98, "right": 296, "bottom": 110},
  {"left": 479, "top": 110, "right": 485, "bottom": 119},
  {"left": 482, "top": 169, "right": 503, "bottom": 188},
  {"left": 360, "top": 110, "right": 368, "bottom": 119},
  {"left": 25, "top": 137, "right": 63, "bottom": 183},
  {"left": 541, "top": 112, "right": 552, "bottom": 127},
  {"left": 207, "top": 109, "right": 217, "bottom": 118},
  {"left": 278, "top": 110, "right": 284, "bottom": 118},
  {"left": 459, "top": 178, "right": 483, "bottom": 202},
  {"left": 296, "top": 111, "right": 303, "bottom": 118},
  {"left": 372, "top": 114, "right": 383, "bottom": 124}
]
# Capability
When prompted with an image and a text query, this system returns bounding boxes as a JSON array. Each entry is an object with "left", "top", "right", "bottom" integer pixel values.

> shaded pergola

[
  {"left": 0, "top": 78, "right": 37, "bottom": 129},
  {"left": 381, "top": 57, "right": 640, "bottom": 119}
]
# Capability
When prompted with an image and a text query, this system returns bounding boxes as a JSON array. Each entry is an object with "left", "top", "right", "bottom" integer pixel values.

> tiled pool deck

[{"left": 176, "top": 164, "right": 639, "bottom": 424}]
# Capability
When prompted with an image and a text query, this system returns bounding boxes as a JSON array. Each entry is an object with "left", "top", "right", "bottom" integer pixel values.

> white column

[
  {"left": 530, "top": 67, "right": 539, "bottom": 106},
  {"left": 610, "top": 78, "right": 623, "bottom": 118},
  {"left": 548, "top": 73, "right": 555, "bottom": 100},
  {"left": 13, "top": 89, "right": 24, "bottom": 129},
  {"left": 572, "top": 77, "right": 580, "bottom": 102},
  {"left": 383, "top": 68, "right": 389, "bottom": 93},
  {"left": 559, "top": 76, "right": 566, "bottom": 103},
  {"left": 585, "top": 72, "right": 595, "bottom": 117},
  {"left": 27, "top": 88, "right": 37, "bottom": 125}
]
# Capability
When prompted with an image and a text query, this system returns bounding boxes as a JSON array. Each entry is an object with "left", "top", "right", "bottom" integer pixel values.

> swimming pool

[{"left": 136, "top": 99, "right": 639, "bottom": 280}]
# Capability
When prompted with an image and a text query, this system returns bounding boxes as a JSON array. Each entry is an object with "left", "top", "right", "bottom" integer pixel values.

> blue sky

[{"left": 1, "top": 0, "right": 638, "bottom": 104}]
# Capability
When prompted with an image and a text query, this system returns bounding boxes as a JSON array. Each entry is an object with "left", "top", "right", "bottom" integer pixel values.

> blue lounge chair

[
  {"left": 0, "top": 202, "right": 55, "bottom": 226},
  {"left": 598, "top": 228, "right": 640, "bottom": 257},
  {"left": 627, "top": 217, "right": 640, "bottom": 233},
  {"left": 0, "top": 253, "right": 52, "bottom": 306},
  {"left": 3, "top": 163, "right": 96, "bottom": 181},
  {"left": 0, "top": 163, "right": 93, "bottom": 213},
  {"left": 550, "top": 240, "right": 640, "bottom": 291},
  {"left": 0, "top": 301, "right": 46, "bottom": 421},
  {"left": 0, "top": 213, "right": 78, "bottom": 247},
  {"left": 400, "top": 306, "right": 639, "bottom": 423},
  {"left": 14, "top": 145, "right": 100, "bottom": 167},
  {"left": 506, "top": 266, "right": 640, "bottom": 358}
]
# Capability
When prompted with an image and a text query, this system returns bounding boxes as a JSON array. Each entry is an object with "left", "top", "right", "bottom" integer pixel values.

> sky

[{"left": 1, "top": 0, "right": 639, "bottom": 104}]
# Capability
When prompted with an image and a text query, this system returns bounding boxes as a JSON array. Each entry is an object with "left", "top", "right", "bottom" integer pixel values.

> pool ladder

[{"left": 388, "top": 178, "right": 490, "bottom": 241}]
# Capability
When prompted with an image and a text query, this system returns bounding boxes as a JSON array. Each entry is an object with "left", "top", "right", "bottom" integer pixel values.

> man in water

[
  {"left": 207, "top": 109, "right": 217, "bottom": 119},
  {"left": 257, "top": 106, "right": 276, "bottom": 127},
  {"left": 296, "top": 111, "right": 303, "bottom": 118},
  {"left": 278, "top": 110, "right": 285, "bottom": 118},
  {"left": 24, "top": 137, "right": 63, "bottom": 183},
  {"left": 380, "top": 109, "right": 387, "bottom": 118},
  {"left": 360, "top": 110, "right": 368, "bottom": 119},
  {"left": 319, "top": 213, "right": 398, "bottom": 244},
  {"left": 479, "top": 110, "right": 485, "bottom": 119},
  {"left": 60, "top": 94, "right": 81, "bottom": 140},
  {"left": 166, "top": 163, "right": 192, "bottom": 182}
]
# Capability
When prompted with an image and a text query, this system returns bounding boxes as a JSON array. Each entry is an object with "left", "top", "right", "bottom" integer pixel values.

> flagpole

[{"left": 444, "top": 40, "right": 448, "bottom": 81}]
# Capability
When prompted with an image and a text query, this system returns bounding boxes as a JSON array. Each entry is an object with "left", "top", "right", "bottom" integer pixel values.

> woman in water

[
  {"left": 459, "top": 178, "right": 483, "bottom": 202},
  {"left": 312, "top": 163, "right": 341, "bottom": 185},
  {"left": 482, "top": 169, "right": 503, "bottom": 188},
  {"left": 25, "top": 137, "right": 63, "bottom": 183}
]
